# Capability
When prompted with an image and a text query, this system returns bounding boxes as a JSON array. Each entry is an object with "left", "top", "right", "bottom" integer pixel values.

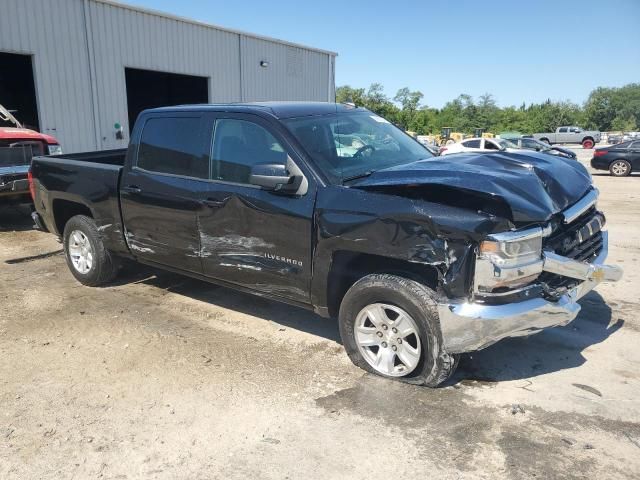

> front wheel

[
  {"left": 63, "top": 215, "right": 119, "bottom": 286},
  {"left": 338, "top": 274, "right": 458, "bottom": 387},
  {"left": 609, "top": 159, "right": 632, "bottom": 177}
]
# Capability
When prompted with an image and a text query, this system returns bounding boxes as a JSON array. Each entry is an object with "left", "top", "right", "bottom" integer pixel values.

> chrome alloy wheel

[
  {"left": 611, "top": 161, "right": 629, "bottom": 176},
  {"left": 68, "top": 230, "right": 94, "bottom": 274},
  {"left": 354, "top": 303, "right": 422, "bottom": 377}
]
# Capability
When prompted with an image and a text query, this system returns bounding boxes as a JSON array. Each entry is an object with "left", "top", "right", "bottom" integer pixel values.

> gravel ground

[{"left": 1, "top": 146, "right": 639, "bottom": 479}]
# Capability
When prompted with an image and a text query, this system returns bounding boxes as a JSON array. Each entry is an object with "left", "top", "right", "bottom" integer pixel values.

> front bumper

[{"left": 438, "top": 231, "right": 622, "bottom": 353}]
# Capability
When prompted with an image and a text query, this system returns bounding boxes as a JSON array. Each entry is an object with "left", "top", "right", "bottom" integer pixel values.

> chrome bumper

[{"left": 438, "top": 231, "right": 622, "bottom": 354}]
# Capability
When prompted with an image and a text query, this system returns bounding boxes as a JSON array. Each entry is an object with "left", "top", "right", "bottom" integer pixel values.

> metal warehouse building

[{"left": 0, "top": 0, "right": 337, "bottom": 153}]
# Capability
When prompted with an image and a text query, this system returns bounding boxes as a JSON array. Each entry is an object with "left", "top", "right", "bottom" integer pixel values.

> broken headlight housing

[{"left": 475, "top": 227, "right": 544, "bottom": 292}]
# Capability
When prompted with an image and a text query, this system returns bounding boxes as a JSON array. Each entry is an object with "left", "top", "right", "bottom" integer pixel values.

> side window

[
  {"left": 559, "top": 127, "right": 568, "bottom": 133},
  {"left": 629, "top": 141, "right": 640, "bottom": 149},
  {"left": 211, "top": 119, "right": 287, "bottom": 184},
  {"left": 484, "top": 140, "right": 500, "bottom": 150},
  {"left": 463, "top": 139, "right": 481, "bottom": 148},
  {"left": 522, "top": 139, "right": 534, "bottom": 148},
  {"left": 137, "top": 117, "right": 207, "bottom": 179}
]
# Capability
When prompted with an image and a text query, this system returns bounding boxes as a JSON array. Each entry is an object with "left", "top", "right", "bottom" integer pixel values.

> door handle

[
  {"left": 202, "top": 196, "right": 230, "bottom": 208},
  {"left": 123, "top": 185, "right": 142, "bottom": 194}
]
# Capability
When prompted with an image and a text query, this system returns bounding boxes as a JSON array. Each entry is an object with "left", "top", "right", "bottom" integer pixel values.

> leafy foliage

[{"left": 335, "top": 83, "right": 640, "bottom": 135}]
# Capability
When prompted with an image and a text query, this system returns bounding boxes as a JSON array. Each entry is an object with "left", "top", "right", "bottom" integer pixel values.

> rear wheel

[
  {"left": 339, "top": 273, "right": 458, "bottom": 387},
  {"left": 582, "top": 138, "right": 594, "bottom": 149},
  {"left": 63, "top": 215, "right": 119, "bottom": 286},
  {"left": 609, "top": 159, "right": 631, "bottom": 177}
]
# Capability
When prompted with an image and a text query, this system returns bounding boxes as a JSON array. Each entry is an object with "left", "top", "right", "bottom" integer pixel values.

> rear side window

[
  {"left": 484, "top": 140, "right": 500, "bottom": 150},
  {"left": 559, "top": 127, "right": 568, "bottom": 133},
  {"left": 462, "top": 139, "right": 481, "bottom": 148},
  {"left": 629, "top": 141, "right": 640, "bottom": 149},
  {"left": 137, "top": 117, "right": 208, "bottom": 179},
  {"left": 614, "top": 142, "right": 631, "bottom": 149},
  {"left": 211, "top": 119, "right": 287, "bottom": 184}
]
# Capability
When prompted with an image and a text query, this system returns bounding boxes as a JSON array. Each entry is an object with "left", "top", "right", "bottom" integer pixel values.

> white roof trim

[{"left": 94, "top": 0, "right": 338, "bottom": 56}]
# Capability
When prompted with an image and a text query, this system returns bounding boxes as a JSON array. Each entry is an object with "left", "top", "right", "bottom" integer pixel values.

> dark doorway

[
  {"left": 125, "top": 68, "right": 209, "bottom": 133},
  {"left": 0, "top": 52, "right": 39, "bottom": 131}
]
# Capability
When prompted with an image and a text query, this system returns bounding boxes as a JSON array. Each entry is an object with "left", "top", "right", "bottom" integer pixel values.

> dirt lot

[{"left": 1, "top": 147, "right": 639, "bottom": 479}]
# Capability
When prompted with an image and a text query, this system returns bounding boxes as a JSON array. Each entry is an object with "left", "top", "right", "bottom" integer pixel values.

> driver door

[{"left": 196, "top": 113, "right": 316, "bottom": 304}]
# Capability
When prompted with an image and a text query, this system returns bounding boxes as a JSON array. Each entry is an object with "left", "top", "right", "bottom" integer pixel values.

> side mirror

[{"left": 249, "top": 163, "right": 298, "bottom": 191}]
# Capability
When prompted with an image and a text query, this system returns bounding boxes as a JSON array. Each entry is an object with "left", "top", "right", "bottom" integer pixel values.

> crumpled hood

[{"left": 351, "top": 151, "right": 593, "bottom": 224}]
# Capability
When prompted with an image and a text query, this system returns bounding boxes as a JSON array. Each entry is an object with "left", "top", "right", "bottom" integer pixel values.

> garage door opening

[
  {"left": 125, "top": 68, "right": 208, "bottom": 132},
  {"left": 0, "top": 52, "right": 39, "bottom": 131}
]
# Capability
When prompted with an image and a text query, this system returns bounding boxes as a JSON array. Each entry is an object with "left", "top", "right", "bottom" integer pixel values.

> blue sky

[{"left": 125, "top": 0, "right": 640, "bottom": 108}]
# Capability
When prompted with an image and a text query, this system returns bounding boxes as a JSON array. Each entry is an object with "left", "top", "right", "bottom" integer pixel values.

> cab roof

[{"left": 145, "top": 102, "right": 367, "bottom": 120}]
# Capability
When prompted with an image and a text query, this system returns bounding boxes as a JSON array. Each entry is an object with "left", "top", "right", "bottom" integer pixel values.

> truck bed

[
  {"left": 46, "top": 148, "right": 127, "bottom": 166},
  {"left": 30, "top": 148, "right": 129, "bottom": 255}
]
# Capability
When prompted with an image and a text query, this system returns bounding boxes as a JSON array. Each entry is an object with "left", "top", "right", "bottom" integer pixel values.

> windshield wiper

[{"left": 342, "top": 170, "right": 375, "bottom": 183}]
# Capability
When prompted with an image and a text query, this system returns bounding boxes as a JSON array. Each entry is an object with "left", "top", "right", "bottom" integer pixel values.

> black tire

[
  {"left": 63, "top": 215, "right": 119, "bottom": 286},
  {"left": 338, "top": 273, "right": 458, "bottom": 387},
  {"left": 609, "top": 159, "right": 632, "bottom": 177}
]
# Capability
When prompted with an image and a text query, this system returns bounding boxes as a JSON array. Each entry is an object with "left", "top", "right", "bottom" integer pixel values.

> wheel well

[
  {"left": 540, "top": 137, "right": 549, "bottom": 142},
  {"left": 326, "top": 251, "right": 440, "bottom": 318},
  {"left": 52, "top": 199, "right": 92, "bottom": 235},
  {"left": 582, "top": 136, "right": 594, "bottom": 142}
]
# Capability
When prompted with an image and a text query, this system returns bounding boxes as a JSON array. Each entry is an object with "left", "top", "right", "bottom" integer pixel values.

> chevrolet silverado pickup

[
  {"left": 1, "top": 104, "right": 62, "bottom": 203},
  {"left": 30, "top": 103, "right": 623, "bottom": 386},
  {"left": 532, "top": 126, "right": 601, "bottom": 149}
]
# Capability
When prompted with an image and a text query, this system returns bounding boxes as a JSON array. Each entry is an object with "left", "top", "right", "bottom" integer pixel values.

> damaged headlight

[
  {"left": 476, "top": 227, "right": 544, "bottom": 292},
  {"left": 480, "top": 228, "right": 542, "bottom": 267}
]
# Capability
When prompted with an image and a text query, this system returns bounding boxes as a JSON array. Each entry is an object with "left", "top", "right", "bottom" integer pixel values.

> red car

[{"left": 1, "top": 104, "right": 61, "bottom": 203}]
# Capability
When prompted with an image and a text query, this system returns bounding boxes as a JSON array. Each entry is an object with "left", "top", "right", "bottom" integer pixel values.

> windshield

[{"left": 283, "top": 111, "right": 433, "bottom": 183}]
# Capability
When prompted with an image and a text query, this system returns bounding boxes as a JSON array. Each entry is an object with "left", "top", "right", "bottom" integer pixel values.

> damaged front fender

[{"left": 311, "top": 187, "right": 511, "bottom": 310}]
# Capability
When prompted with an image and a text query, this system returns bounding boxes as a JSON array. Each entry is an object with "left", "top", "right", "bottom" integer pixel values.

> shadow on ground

[
  {"left": 113, "top": 263, "right": 623, "bottom": 383},
  {"left": 114, "top": 262, "right": 342, "bottom": 343},
  {"left": 0, "top": 203, "right": 34, "bottom": 232},
  {"left": 453, "top": 290, "right": 623, "bottom": 384}
]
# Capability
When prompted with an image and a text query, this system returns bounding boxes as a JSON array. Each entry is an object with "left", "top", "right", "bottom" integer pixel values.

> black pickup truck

[{"left": 30, "top": 102, "right": 623, "bottom": 386}]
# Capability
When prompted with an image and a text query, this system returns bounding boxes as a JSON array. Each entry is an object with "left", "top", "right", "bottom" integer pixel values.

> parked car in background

[
  {"left": 29, "top": 102, "right": 622, "bottom": 386},
  {"left": 591, "top": 141, "right": 640, "bottom": 177},
  {"left": 532, "top": 126, "right": 601, "bottom": 149},
  {"left": 439, "top": 137, "right": 518, "bottom": 156},
  {"left": 607, "top": 133, "right": 623, "bottom": 145},
  {"left": 511, "top": 137, "right": 577, "bottom": 159},
  {"left": 1, "top": 104, "right": 62, "bottom": 203}
]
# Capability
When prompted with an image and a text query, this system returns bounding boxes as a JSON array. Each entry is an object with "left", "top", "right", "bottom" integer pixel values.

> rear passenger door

[
  {"left": 120, "top": 113, "right": 209, "bottom": 273},
  {"left": 557, "top": 127, "right": 569, "bottom": 143},
  {"left": 197, "top": 113, "right": 316, "bottom": 304}
]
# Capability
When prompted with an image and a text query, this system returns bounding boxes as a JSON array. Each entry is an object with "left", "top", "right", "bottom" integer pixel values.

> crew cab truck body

[
  {"left": 30, "top": 103, "right": 622, "bottom": 386},
  {"left": 532, "top": 126, "right": 601, "bottom": 149}
]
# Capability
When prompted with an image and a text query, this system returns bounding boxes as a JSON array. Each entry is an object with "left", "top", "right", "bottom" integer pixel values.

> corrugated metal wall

[
  {"left": 0, "top": 0, "right": 336, "bottom": 153},
  {"left": 0, "top": 0, "right": 97, "bottom": 153}
]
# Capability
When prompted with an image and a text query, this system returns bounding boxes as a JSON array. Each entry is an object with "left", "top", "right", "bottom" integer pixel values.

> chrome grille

[{"left": 540, "top": 208, "right": 604, "bottom": 291}]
